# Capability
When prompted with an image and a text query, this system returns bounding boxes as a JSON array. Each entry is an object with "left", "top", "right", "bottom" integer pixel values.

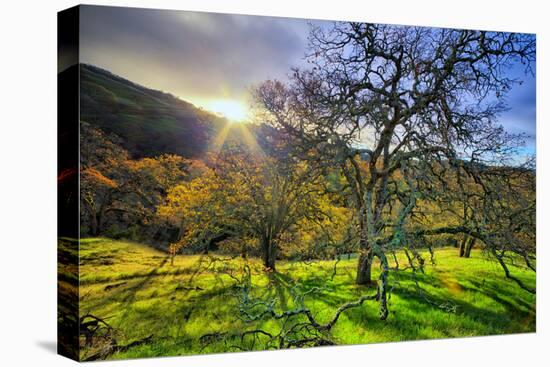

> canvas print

[{"left": 57, "top": 5, "right": 536, "bottom": 361}]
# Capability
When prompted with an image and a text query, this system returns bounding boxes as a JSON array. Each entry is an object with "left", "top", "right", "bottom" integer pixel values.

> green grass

[{"left": 77, "top": 238, "right": 535, "bottom": 360}]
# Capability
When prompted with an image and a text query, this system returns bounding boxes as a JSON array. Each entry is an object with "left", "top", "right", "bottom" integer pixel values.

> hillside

[{"left": 78, "top": 64, "right": 228, "bottom": 158}]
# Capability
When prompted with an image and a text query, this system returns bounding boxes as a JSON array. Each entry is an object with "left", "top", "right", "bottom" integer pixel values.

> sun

[{"left": 206, "top": 99, "right": 249, "bottom": 123}]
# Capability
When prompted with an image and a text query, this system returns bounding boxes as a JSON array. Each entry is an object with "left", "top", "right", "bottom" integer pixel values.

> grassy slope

[
  {"left": 79, "top": 64, "right": 227, "bottom": 158},
  {"left": 78, "top": 238, "right": 535, "bottom": 360}
]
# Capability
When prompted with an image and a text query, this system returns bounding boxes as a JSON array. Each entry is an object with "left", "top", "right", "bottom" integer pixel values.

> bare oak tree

[{"left": 255, "top": 23, "right": 535, "bottom": 316}]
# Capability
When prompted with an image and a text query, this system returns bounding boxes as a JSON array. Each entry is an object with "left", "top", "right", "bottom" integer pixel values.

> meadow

[
  {"left": 53, "top": 14, "right": 538, "bottom": 363},
  {"left": 73, "top": 238, "right": 535, "bottom": 360}
]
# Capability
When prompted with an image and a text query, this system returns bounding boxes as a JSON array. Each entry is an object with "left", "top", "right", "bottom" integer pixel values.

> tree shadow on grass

[
  {"left": 261, "top": 270, "right": 375, "bottom": 319},
  {"left": 266, "top": 265, "right": 535, "bottom": 342},
  {"left": 83, "top": 254, "right": 536, "bottom": 356},
  {"left": 266, "top": 271, "right": 341, "bottom": 308},
  {"left": 81, "top": 256, "right": 170, "bottom": 330},
  {"left": 464, "top": 278, "right": 535, "bottom": 313}
]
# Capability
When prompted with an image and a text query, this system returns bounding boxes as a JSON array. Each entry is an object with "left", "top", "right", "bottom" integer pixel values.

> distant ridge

[{"left": 77, "top": 63, "right": 228, "bottom": 158}]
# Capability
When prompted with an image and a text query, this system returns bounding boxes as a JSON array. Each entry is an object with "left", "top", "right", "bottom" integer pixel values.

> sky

[
  {"left": 79, "top": 5, "right": 536, "bottom": 155},
  {"left": 80, "top": 5, "right": 313, "bottom": 121}
]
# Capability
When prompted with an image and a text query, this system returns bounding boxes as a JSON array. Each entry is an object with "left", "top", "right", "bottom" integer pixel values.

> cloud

[
  {"left": 80, "top": 5, "right": 312, "bottom": 103},
  {"left": 79, "top": 5, "right": 536, "bottom": 149},
  {"left": 498, "top": 63, "right": 536, "bottom": 151}
]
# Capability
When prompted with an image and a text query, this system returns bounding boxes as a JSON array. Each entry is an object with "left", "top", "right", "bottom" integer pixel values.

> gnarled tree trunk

[
  {"left": 464, "top": 238, "right": 476, "bottom": 258},
  {"left": 459, "top": 235, "right": 467, "bottom": 257},
  {"left": 355, "top": 204, "right": 374, "bottom": 285},
  {"left": 89, "top": 210, "right": 103, "bottom": 236},
  {"left": 356, "top": 248, "right": 373, "bottom": 285},
  {"left": 459, "top": 236, "right": 476, "bottom": 258},
  {"left": 262, "top": 236, "right": 277, "bottom": 271}
]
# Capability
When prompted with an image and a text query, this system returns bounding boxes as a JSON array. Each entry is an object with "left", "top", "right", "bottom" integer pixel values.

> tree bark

[
  {"left": 355, "top": 203, "right": 374, "bottom": 285},
  {"left": 459, "top": 236, "right": 476, "bottom": 258},
  {"left": 459, "top": 235, "right": 467, "bottom": 257},
  {"left": 262, "top": 238, "right": 276, "bottom": 271},
  {"left": 376, "top": 250, "right": 389, "bottom": 320},
  {"left": 356, "top": 248, "right": 373, "bottom": 285},
  {"left": 89, "top": 214, "right": 98, "bottom": 236},
  {"left": 464, "top": 238, "right": 476, "bottom": 258},
  {"left": 89, "top": 212, "right": 101, "bottom": 236}
]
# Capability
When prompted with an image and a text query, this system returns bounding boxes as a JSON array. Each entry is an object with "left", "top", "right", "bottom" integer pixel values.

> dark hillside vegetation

[{"left": 79, "top": 64, "right": 228, "bottom": 158}]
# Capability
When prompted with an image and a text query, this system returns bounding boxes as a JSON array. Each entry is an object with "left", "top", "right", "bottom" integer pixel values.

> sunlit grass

[{"left": 77, "top": 238, "right": 535, "bottom": 360}]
